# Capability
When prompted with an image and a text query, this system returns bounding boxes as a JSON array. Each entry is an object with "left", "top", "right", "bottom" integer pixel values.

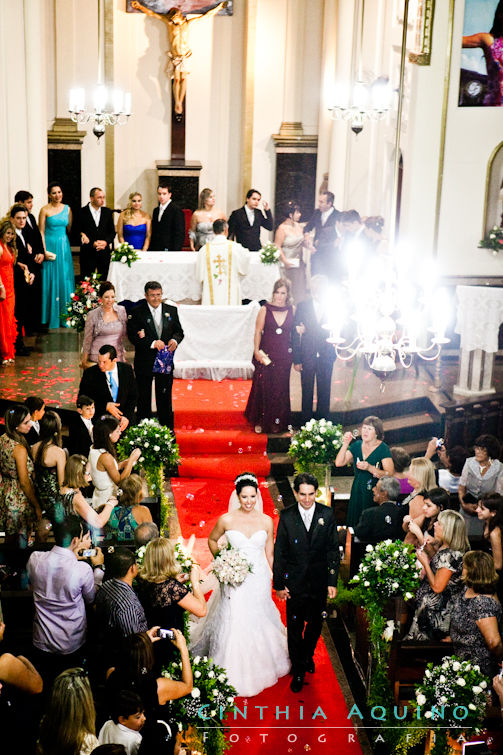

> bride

[{"left": 190, "top": 472, "right": 291, "bottom": 697}]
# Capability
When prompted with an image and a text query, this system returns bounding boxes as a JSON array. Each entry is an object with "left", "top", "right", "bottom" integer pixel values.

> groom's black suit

[{"left": 273, "top": 502, "right": 339, "bottom": 676}]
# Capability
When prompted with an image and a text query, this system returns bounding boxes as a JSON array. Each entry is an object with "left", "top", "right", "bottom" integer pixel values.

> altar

[
  {"left": 108, "top": 251, "right": 279, "bottom": 303},
  {"left": 174, "top": 302, "right": 260, "bottom": 380}
]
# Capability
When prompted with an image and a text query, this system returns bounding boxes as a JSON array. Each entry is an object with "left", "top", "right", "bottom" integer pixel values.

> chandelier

[
  {"left": 68, "top": 0, "right": 131, "bottom": 140},
  {"left": 328, "top": 77, "right": 392, "bottom": 134},
  {"left": 328, "top": 0, "right": 392, "bottom": 134},
  {"left": 323, "top": 242, "right": 450, "bottom": 376}
]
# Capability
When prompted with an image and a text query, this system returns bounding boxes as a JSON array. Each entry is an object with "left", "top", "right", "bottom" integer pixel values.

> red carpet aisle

[{"left": 171, "top": 379, "right": 362, "bottom": 754}]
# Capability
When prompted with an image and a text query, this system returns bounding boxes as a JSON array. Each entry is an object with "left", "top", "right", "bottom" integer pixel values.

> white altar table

[
  {"left": 174, "top": 302, "right": 260, "bottom": 380},
  {"left": 108, "top": 251, "right": 279, "bottom": 303},
  {"left": 454, "top": 285, "right": 503, "bottom": 395}
]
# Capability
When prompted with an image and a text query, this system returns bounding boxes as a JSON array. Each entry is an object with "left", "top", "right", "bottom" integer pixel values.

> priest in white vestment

[{"left": 196, "top": 219, "right": 251, "bottom": 305}]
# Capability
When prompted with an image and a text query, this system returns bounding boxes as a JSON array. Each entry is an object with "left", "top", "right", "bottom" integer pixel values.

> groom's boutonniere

[{"left": 318, "top": 517, "right": 325, "bottom": 526}]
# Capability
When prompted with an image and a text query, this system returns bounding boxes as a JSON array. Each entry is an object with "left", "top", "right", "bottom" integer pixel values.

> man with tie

[
  {"left": 273, "top": 473, "right": 339, "bottom": 693},
  {"left": 78, "top": 344, "right": 137, "bottom": 431},
  {"left": 126, "top": 281, "right": 184, "bottom": 429},
  {"left": 149, "top": 182, "right": 185, "bottom": 251},
  {"left": 10, "top": 204, "right": 36, "bottom": 355},
  {"left": 78, "top": 187, "right": 116, "bottom": 278},
  {"left": 14, "top": 190, "right": 45, "bottom": 333},
  {"left": 303, "top": 191, "right": 341, "bottom": 278},
  {"left": 291, "top": 275, "right": 336, "bottom": 424},
  {"left": 228, "top": 189, "right": 274, "bottom": 251}
]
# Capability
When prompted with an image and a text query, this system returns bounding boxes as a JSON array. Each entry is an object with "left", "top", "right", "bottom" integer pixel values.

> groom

[{"left": 273, "top": 473, "right": 339, "bottom": 693}]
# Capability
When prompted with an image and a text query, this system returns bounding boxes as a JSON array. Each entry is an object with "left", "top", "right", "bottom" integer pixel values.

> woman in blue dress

[
  {"left": 39, "top": 182, "right": 75, "bottom": 329},
  {"left": 117, "top": 191, "right": 151, "bottom": 250}
]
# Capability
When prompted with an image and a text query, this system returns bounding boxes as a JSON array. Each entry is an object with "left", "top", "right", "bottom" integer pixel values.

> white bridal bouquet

[{"left": 212, "top": 545, "right": 252, "bottom": 587}]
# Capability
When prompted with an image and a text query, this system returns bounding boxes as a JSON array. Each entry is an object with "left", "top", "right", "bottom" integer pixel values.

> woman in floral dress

[{"left": 0, "top": 405, "right": 42, "bottom": 546}]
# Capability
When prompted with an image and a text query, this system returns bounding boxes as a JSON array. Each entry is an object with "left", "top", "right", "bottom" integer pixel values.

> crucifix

[{"left": 132, "top": 1, "right": 226, "bottom": 150}]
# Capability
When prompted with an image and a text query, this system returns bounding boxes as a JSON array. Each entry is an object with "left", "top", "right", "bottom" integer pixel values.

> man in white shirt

[
  {"left": 273, "top": 473, "right": 339, "bottom": 693},
  {"left": 303, "top": 191, "right": 341, "bottom": 278},
  {"left": 78, "top": 187, "right": 116, "bottom": 278},
  {"left": 78, "top": 344, "right": 137, "bottom": 431},
  {"left": 196, "top": 219, "right": 250, "bottom": 305},
  {"left": 149, "top": 183, "right": 185, "bottom": 251}
]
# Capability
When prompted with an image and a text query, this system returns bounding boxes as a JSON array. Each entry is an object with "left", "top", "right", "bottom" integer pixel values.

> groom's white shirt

[{"left": 298, "top": 503, "right": 315, "bottom": 530}]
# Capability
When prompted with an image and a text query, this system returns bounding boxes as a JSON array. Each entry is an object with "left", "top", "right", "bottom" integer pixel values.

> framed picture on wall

[
  {"left": 459, "top": 0, "right": 503, "bottom": 106},
  {"left": 126, "top": 0, "right": 233, "bottom": 14}
]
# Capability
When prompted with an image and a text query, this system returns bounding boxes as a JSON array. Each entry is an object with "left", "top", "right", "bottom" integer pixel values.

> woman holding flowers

[
  {"left": 406, "top": 510, "right": 470, "bottom": 641},
  {"left": 335, "top": 416, "right": 393, "bottom": 529},
  {"left": 190, "top": 472, "right": 290, "bottom": 697},
  {"left": 245, "top": 278, "right": 294, "bottom": 434},
  {"left": 450, "top": 550, "right": 503, "bottom": 677},
  {"left": 80, "top": 281, "right": 127, "bottom": 368},
  {"left": 89, "top": 416, "right": 140, "bottom": 508}
]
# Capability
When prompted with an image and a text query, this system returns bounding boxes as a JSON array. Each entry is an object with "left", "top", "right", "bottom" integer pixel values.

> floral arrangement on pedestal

[
  {"left": 111, "top": 241, "right": 140, "bottom": 267},
  {"left": 394, "top": 656, "right": 490, "bottom": 755},
  {"left": 117, "top": 418, "right": 180, "bottom": 534},
  {"left": 349, "top": 540, "right": 421, "bottom": 707},
  {"left": 478, "top": 225, "right": 503, "bottom": 255},
  {"left": 64, "top": 273, "right": 101, "bottom": 331},
  {"left": 162, "top": 654, "right": 237, "bottom": 755},
  {"left": 259, "top": 242, "right": 280, "bottom": 265},
  {"left": 288, "top": 418, "right": 344, "bottom": 493},
  {"left": 212, "top": 544, "right": 252, "bottom": 587}
]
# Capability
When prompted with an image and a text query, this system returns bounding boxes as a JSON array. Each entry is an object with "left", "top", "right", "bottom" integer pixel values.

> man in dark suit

[
  {"left": 354, "top": 477, "right": 405, "bottom": 543},
  {"left": 292, "top": 275, "right": 335, "bottom": 424},
  {"left": 78, "top": 187, "right": 116, "bottom": 279},
  {"left": 25, "top": 396, "right": 46, "bottom": 445},
  {"left": 10, "top": 204, "right": 36, "bottom": 354},
  {"left": 273, "top": 473, "right": 339, "bottom": 693},
  {"left": 78, "top": 344, "right": 137, "bottom": 431},
  {"left": 228, "top": 189, "right": 273, "bottom": 251},
  {"left": 304, "top": 191, "right": 341, "bottom": 278},
  {"left": 66, "top": 395, "right": 95, "bottom": 458},
  {"left": 126, "top": 280, "right": 184, "bottom": 429},
  {"left": 14, "top": 190, "right": 45, "bottom": 334},
  {"left": 149, "top": 183, "right": 185, "bottom": 251}
]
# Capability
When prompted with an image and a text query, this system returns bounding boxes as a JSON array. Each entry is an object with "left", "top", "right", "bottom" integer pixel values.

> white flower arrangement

[
  {"left": 350, "top": 539, "right": 420, "bottom": 605},
  {"left": 117, "top": 418, "right": 180, "bottom": 473},
  {"left": 414, "top": 655, "right": 490, "bottom": 734},
  {"left": 212, "top": 545, "right": 252, "bottom": 587},
  {"left": 288, "top": 418, "right": 344, "bottom": 468},
  {"left": 259, "top": 242, "right": 281, "bottom": 265},
  {"left": 111, "top": 241, "right": 140, "bottom": 267}
]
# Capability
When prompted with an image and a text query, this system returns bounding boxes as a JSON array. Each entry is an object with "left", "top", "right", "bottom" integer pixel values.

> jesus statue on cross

[{"left": 131, "top": 1, "right": 226, "bottom": 116}]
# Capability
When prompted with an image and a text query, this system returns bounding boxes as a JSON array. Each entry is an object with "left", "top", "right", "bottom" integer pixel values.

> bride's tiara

[{"left": 235, "top": 473, "right": 258, "bottom": 485}]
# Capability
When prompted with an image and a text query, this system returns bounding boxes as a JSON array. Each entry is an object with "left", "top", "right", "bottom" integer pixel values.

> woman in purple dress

[
  {"left": 245, "top": 278, "right": 294, "bottom": 434},
  {"left": 80, "top": 281, "right": 127, "bottom": 368}
]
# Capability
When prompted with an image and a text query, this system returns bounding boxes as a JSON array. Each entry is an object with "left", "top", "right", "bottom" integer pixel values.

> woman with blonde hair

[
  {"left": 402, "top": 456, "right": 437, "bottom": 520},
  {"left": 245, "top": 278, "right": 295, "bottom": 434},
  {"left": 105, "top": 473, "right": 152, "bottom": 542},
  {"left": 188, "top": 187, "right": 226, "bottom": 250},
  {"left": 37, "top": 667, "right": 98, "bottom": 754},
  {"left": 117, "top": 192, "right": 151, "bottom": 251},
  {"left": 406, "top": 510, "right": 469, "bottom": 641},
  {"left": 137, "top": 537, "right": 206, "bottom": 666},
  {"left": 58, "top": 454, "right": 116, "bottom": 531}
]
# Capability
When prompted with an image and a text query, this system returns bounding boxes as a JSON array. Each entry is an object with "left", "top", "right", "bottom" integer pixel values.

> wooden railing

[{"left": 442, "top": 392, "right": 503, "bottom": 450}]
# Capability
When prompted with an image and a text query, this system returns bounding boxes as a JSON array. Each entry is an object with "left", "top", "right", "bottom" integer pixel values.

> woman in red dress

[{"left": 0, "top": 219, "right": 17, "bottom": 364}]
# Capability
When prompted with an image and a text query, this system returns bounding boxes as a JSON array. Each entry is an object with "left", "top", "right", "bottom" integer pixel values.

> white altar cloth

[
  {"left": 455, "top": 285, "right": 503, "bottom": 353},
  {"left": 108, "top": 252, "right": 279, "bottom": 303},
  {"left": 173, "top": 302, "right": 260, "bottom": 380}
]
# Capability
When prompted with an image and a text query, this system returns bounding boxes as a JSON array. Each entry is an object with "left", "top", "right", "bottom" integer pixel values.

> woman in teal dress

[
  {"left": 39, "top": 182, "right": 75, "bottom": 329},
  {"left": 335, "top": 415, "right": 394, "bottom": 529}
]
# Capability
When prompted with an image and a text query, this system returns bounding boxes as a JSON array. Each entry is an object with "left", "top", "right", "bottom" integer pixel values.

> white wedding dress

[{"left": 190, "top": 529, "right": 291, "bottom": 697}]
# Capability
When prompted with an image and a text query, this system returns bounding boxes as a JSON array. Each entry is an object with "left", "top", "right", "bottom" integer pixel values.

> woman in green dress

[{"left": 335, "top": 415, "right": 394, "bottom": 529}]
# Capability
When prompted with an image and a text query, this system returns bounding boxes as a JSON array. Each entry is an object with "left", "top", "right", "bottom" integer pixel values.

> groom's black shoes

[
  {"left": 305, "top": 658, "right": 315, "bottom": 674},
  {"left": 290, "top": 673, "right": 305, "bottom": 693}
]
